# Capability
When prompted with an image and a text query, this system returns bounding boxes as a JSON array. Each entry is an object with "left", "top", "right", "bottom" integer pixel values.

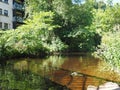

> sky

[
  {"left": 112, "top": 0, "right": 120, "bottom": 4},
  {"left": 72, "top": 0, "right": 120, "bottom": 4}
]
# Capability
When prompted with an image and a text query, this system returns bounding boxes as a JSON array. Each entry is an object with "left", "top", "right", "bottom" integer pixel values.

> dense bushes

[
  {"left": 64, "top": 27, "right": 101, "bottom": 52},
  {"left": 0, "top": 0, "right": 104, "bottom": 59},
  {"left": 93, "top": 4, "right": 120, "bottom": 71},
  {"left": 0, "top": 12, "right": 66, "bottom": 59},
  {"left": 0, "top": 10, "right": 101, "bottom": 59},
  {"left": 94, "top": 31, "right": 120, "bottom": 71}
]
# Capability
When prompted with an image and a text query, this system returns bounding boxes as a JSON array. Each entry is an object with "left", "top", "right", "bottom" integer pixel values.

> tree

[
  {"left": 107, "top": 0, "right": 113, "bottom": 6},
  {"left": 24, "top": 0, "right": 100, "bottom": 52},
  {"left": 24, "top": 0, "right": 53, "bottom": 18}
]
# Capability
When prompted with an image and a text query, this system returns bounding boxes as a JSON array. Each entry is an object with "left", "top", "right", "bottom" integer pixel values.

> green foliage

[
  {"left": 94, "top": 31, "right": 120, "bottom": 71},
  {"left": 0, "top": 0, "right": 106, "bottom": 59},
  {"left": 25, "top": 0, "right": 94, "bottom": 30},
  {"left": 66, "top": 27, "right": 101, "bottom": 52},
  {"left": 91, "top": 4, "right": 120, "bottom": 34},
  {"left": 53, "top": 0, "right": 94, "bottom": 29},
  {"left": 24, "top": 0, "right": 100, "bottom": 53},
  {"left": 92, "top": 4, "right": 120, "bottom": 71},
  {"left": 90, "top": 9, "right": 112, "bottom": 33},
  {"left": 0, "top": 12, "right": 66, "bottom": 59},
  {"left": 52, "top": 0, "right": 98, "bottom": 52},
  {"left": 21, "top": 11, "right": 66, "bottom": 53},
  {"left": 25, "top": 0, "right": 53, "bottom": 18},
  {"left": 111, "top": 4, "right": 120, "bottom": 26}
]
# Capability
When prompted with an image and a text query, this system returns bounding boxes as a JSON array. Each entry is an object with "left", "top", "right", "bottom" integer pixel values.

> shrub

[
  {"left": 94, "top": 31, "right": 120, "bottom": 71},
  {"left": 65, "top": 27, "right": 101, "bottom": 52},
  {"left": 0, "top": 12, "right": 66, "bottom": 59}
]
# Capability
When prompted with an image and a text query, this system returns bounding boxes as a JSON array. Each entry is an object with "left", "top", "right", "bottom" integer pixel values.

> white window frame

[
  {"left": 0, "top": 22, "right": 2, "bottom": 29},
  {"left": 0, "top": 8, "right": 2, "bottom": 15},
  {"left": 4, "top": 10, "right": 8, "bottom": 16},
  {"left": 4, "top": 23, "right": 8, "bottom": 29}
]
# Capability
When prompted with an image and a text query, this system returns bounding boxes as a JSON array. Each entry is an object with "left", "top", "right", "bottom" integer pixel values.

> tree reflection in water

[{"left": 0, "top": 60, "right": 69, "bottom": 90}]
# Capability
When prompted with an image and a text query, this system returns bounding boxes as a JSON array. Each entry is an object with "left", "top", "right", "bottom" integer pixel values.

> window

[
  {"left": 13, "top": 2, "right": 23, "bottom": 11},
  {"left": 4, "top": 23, "right": 8, "bottom": 29},
  {"left": 4, "top": 10, "right": 8, "bottom": 16},
  {"left": 0, "top": 8, "right": 2, "bottom": 15},
  {"left": 0, "top": 22, "right": 2, "bottom": 29},
  {"left": 4, "top": 0, "right": 8, "bottom": 3}
]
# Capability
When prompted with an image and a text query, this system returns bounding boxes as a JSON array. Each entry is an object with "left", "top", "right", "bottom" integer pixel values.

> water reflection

[
  {"left": 0, "top": 58, "right": 69, "bottom": 90},
  {"left": 0, "top": 55, "right": 120, "bottom": 90},
  {"left": 9, "top": 55, "right": 120, "bottom": 82}
]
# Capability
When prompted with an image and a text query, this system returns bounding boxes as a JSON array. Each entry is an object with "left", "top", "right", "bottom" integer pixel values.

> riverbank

[{"left": 0, "top": 52, "right": 93, "bottom": 61}]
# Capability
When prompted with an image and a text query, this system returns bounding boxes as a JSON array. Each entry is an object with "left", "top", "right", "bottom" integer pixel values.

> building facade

[{"left": 0, "top": 0, "right": 24, "bottom": 30}]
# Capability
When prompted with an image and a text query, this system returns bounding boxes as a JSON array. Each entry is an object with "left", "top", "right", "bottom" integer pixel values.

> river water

[{"left": 0, "top": 54, "right": 120, "bottom": 90}]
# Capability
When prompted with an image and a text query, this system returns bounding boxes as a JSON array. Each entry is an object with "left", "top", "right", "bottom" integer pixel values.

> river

[{"left": 0, "top": 54, "right": 120, "bottom": 90}]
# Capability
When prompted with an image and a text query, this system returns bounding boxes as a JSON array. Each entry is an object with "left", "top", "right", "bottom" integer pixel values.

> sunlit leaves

[
  {"left": 95, "top": 31, "right": 120, "bottom": 71},
  {"left": 0, "top": 11, "right": 66, "bottom": 59}
]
